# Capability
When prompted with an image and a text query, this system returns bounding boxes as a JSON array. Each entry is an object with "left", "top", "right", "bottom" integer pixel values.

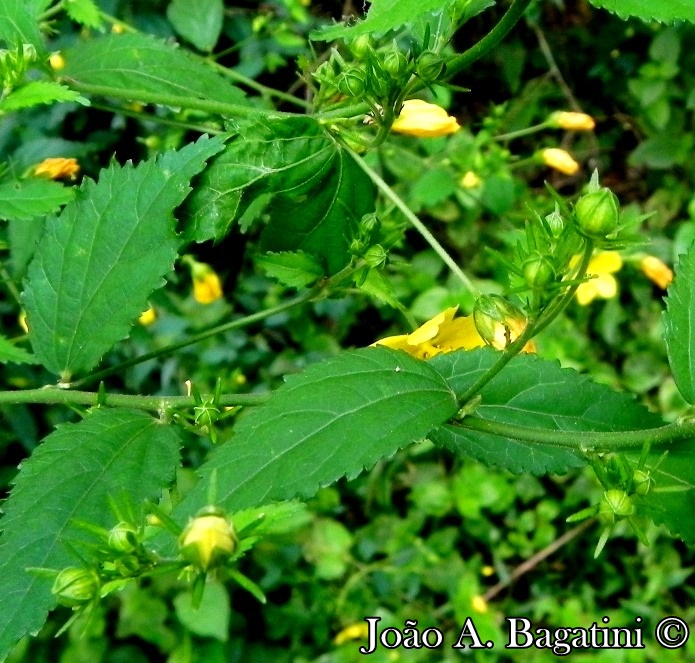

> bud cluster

[{"left": 0, "top": 44, "right": 37, "bottom": 93}]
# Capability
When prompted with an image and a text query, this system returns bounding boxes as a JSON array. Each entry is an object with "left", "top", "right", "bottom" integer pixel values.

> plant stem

[
  {"left": 69, "top": 286, "right": 321, "bottom": 389},
  {"left": 0, "top": 388, "right": 269, "bottom": 411},
  {"left": 445, "top": 0, "right": 535, "bottom": 79},
  {"left": 494, "top": 122, "right": 551, "bottom": 142},
  {"left": 63, "top": 81, "right": 296, "bottom": 121},
  {"left": 348, "top": 150, "right": 480, "bottom": 297},
  {"left": 458, "top": 416, "right": 695, "bottom": 452}
]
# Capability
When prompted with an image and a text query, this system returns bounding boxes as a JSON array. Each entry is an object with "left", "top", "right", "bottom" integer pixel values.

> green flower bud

[
  {"left": 108, "top": 521, "right": 139, "bottom": 553},
  {"left": 415, "top": 51, "right": 445, "bottom": 82},
  {"left": 382, "top": 49, "right": 409, "bottom": 79},
  {"left": 473, "top": 295, "right": 528, "bottom": 350},
  {"left": 179, "top": 507, "right": 237, "bottom": 571},
  {"left": 363, "top": 244, "right": 388, "bottom": 268},
  {"left": 632, "top": 469, "right": 652, "bottom": 496},
  {"left": 52, "top": 567, "right": 100, "bottom": 607},
  {"left": 598, "top": 489, "right": 634, "bottom": 526},
  {"left": 349, "top": 34, "right": 372, "bottom": 58},
  {"left": 336, "top": 69, "right": 366, "bottom": 98},
  {"left": 522, "top": 255, "right": 556, "bottom": 289},
  {"left": 575, "top": 188, "right": 619, "bottom": 238}
]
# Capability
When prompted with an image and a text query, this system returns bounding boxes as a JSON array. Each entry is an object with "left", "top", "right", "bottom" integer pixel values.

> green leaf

[
  {"left": 64, "top": 0, "right": 102, "bottom": 29},
  {"left": 0, "top": 81, "right": 83, "bottom": 112},
  {"left": 587, "top": 0, "right": 695, "bottom": 24},
  {"left": 255, "top": 251, "right": 325, "bottom": 288},
  {"left": 23, "top": 135, "right": 226, "bottom": 379},
  {"left": 428, "top": 348, "right": 663, "bottom": 475},
  {"left": 173, "top": 347, "right": 459, "bottom": 518},
  {"left": 174, "top": 582, "right": 230, "bottom": 641},
  {"left": 167, "top": 0, "right": 224, "bottom": 52},
  {"left": 663, "top": 243, "right": 695, "bottom": 404},
  {"left": 0, "top": 409, "right": 181, "bottom": 661},
  {"left": 312, "top": 0, "right": 463, "bottom": 41},
  {"left": 0, "top": 179, "right": 74, "bottom": 222},
  {"left": 0, "top": 0, "right": 44, "bottom": 51},
  {"left": 0, "top": 335, "right": 37, "bottom": 365},
  {"left": 61, "top": 33, "right": 247, "bottom": 107},
  {"left": 630, "top": 442, "right": 695, "bottom": 544},
  {"left": 184, "top": 117, "right": 374, "bottom": 273}
]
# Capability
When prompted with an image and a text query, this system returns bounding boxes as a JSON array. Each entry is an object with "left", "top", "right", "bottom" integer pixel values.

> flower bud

[
  {"left": 416, "top": 50, "right": 445, "bottom": 82},
  {"left": 522, "top": 255, "right": 556, "bottom": 289},
  {"left": 598, "top": 489, "right": 634, "bottom": 525},
  {"left": 391, "top": 99, "right": 460, "bottom": 137},
  {"left": 541, "top": 148, "right": 579, "bottom": 176},
  {"left": 349, "top": 34, "right": 372, "bottom": 58},
  {"left": 363, "top": 244, "right": 388, "bottom": 268},
  {"left": 548, "top": 111, "right": 595, "bottom": 132},
  {"left": 179, "top": 508, "right": 237, "bottom": 571},
  {"left": 336, "top": 69, "right": 366, "bottom": 98},
  {"left": 382, "top": 49, "right": 409, "bottom": 79},
  {"left": 33, "top": 157, "right": 80, "bottom": 180},
  {"left": 49, "top": 52, "right": 65, "bottom": 71},
  {"left": 473, "top": 295, "right": 530, "bottom": 351},
  {"left": 185, "top": 258, "right": 223, "bottom": 304},
  {"left": 138, "top": 305, "right": 156, "bottom": 326},
  {"left": 52, "top": 567, "right": 100, "bottom": 607},
  {"left": 108, "top": 522, "right": 139, "bottom": 553},
  {"left": 575, "top": 188, "right": 619, "bottom": 238},
  {"left": 632, "top": 469, "right": 652, "bottom": 496},
  {"left": 639, "top": 255, "right": 673, "bottom": 289}
]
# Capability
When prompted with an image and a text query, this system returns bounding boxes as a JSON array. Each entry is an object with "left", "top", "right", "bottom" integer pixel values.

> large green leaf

[
  {"left": 0, "top": 409, "right": 181, "bottom": 661},
  {"left": 168, "top": 0, "right": 224, "bottom": 52},
  {"left": 61, "top": 33, "right": 247, "bottom": 107},
  {"left": 428, "top": 348, "right": 663, "bottom": 475},
  {"left": 184, "top": 116, "right": 374, "bottom": 273},
  {"left": 23, "top": 135, "right": 225, "bottom": 379},
  {"left": 588, "top": 0, "right": 695, "bottom": 23},
  {"left": 0, "top": 0, "right": 44, "bottom": 51},
  {"left": 664, "top": 244, "right": 695, "bottom": 404},
  {"left": 0, "top": 179, "right": 74, "bottom": 222},
  {"left": 629, "top": 443, "right": 695, "bottom": 544},
  {"left": 173, "top": 347, "right": 459, "bottom": 518},
  {"left": 0, "top": 336, "right": 37, "bottom": 365}
]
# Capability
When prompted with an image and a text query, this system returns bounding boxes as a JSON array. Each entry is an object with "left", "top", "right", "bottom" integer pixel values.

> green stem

[
  {"left": 0, "top": 388, "right": 269, "bottom": 411},
  {"left": 457, "top": 241, "right": 594, "bottom": 404},
  {"left": 39, "top": 0, "right": 65, "bottom": 21},
  {"left": 494, "top": 122, "right": 551, "bottom": 142},
  {"left": 445, "top": 0, "right": 535, "bottom": 79},
  {"left": 348, "top": 150, "right": 480, "bottom": 297},
  {"left": 69, "top": 286, "right": 321, "bottom": 389},
  {"left": 458, "top": 416, "right": 695, "bottom": 452},
  {"left": 63, "top": 81, "right": 295, "bottom": 121}
]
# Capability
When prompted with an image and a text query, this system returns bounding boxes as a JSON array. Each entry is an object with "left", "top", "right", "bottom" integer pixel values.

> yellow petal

[
  {"left": 372, "top": 334, "right": 412, "bottom": 352},
  {"left": 640, "top": 255, "right": 673, "bottom": 289},
  {"left": 575, "top": 281, "right": 597, "bottom": 306},
  {"left": 594, "top": 274, "right": 617, "bottom": 299},
  {"left": 541, "top": 148, "right": 580, "bottom": 175},
  {"left": 550, "top": 111, "right": 595, "bottom": 131},
  {"left": 392, "top": 99, "right": 460, "bottom": 137},
  {"left": 435, "top": 315, "right": 485, "bottom": 352},
  {"left": 590, "top": 250, "right": 622, "bottom": 274}
]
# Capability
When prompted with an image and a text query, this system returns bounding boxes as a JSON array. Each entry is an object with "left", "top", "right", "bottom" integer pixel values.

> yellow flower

[
  {"left": 179, "top": 511, "right": 237, "bottom": 571},
  {"left": 334, "top": 623, "right": 369, "bottom": 645},
  {"left": 541, "top": 148, "right": 580, "bottom": 176},
  {"left": 481, "top": 565, "right": 495, "bottom": 577},
  {"left": 372, "top": 306, "right": 534, "bottom": 359},
  {"left": 549, "top": 111, "right": 595, "bottom": 132},
  {"left": 640, "top": 255, "right": 673, "bottom": 289},
  {"left": 186, "top": 258, "right": 223, "bottom": 304},
  {"left": 49, "top": 52, "right": 65, "bottom": 71},
  {"left": 111, "top": 23, "right": 125, "bottom": 34},
  {"left": 391, "top": 99, "right": 460, "bottom": 138},
  {"left": 18, "top": 311, "right": 28, "bottom": 333},
  {"left": 460, "top": 171, "right": 481, "bottom": 188},
  {"left": 471, "top": 595, "right": 489, "bottom": 614},
  {"left": 33, "top": 157, "right": 80, "bottom": 180},
  {"left": 137, "top": 305, "right": 156, "bottom": 326},
  {"left": 574, "top": 251, "right": 623, "bottom": 306}
]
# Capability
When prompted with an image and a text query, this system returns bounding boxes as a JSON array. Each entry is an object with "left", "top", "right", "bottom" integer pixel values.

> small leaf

[
  {"left": 664, "top": 244, "right": 695, "bottom": 404},
  {"left": 0, "top": 0, "right": 44, "bottom": 51},
  {"left": 172, "top": 348, "right": 459, "bottom": 519},
  {"left": 0, "top": 409, "right": 181, "bottom": 661},
  {"left": 587, "top": 0, "right": 695, "bottom": 24},
  {"left": 255, "top": 251, "right": 324, "bottom": 288},
  {"left": 429, "top": 348, "right": 663, "bottom": 475},
  {"left": 23, "top": 135, "right": 226, "bottom": 379},
  {"left": 62, "top": 33, "right": 247, "bottom": 107},
  {"left": 0, "top": 81, "right": 83, "bottom": 112},
  {"left": 0, "top": 179, "right": 74, "bottom": 222},
  {"left": 64, "top": 0, "right": 102, "bottom": 29},
  {"left": 173, "top": 581, "right": 230, "bottom": 641},
  {"left": 0, "top": 335, "right": 37, "bottom": 364},
  {"left": 167, "top": 0, "right": 224, "bottom": 52}
]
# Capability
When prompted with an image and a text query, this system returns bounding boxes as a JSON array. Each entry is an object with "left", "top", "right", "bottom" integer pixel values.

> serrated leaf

[
  {"left": 0, "top": 409, "right": 181, "bottom": 661},
  {"left": 172, "top": 348, "right": 459, "bottom": 519},
  {"left": 64, "top": 0, "right": 102, "bottom": 29},
  {"left": 588, "top": 0, "right": 695, "bottom": 24},
  {"left": 629, "top": 442, "right": 695, "bottom": 544},
  {"left": 184, "top": 116, "right": 374, "bottom": 273},
  {"left": 0, "top": 81, "right": 83, "bottom": 112},
  {"left": 168, "top": 0, "right": 224, "bottom": 52},
  {"left": 0, "top": 179, "right": 74, "bottom": 222},
  {"left": 23, "top": 135, "right": 226, "bottom": 379},
  {"left": 312, "top": 0, "right": 459, "bottom": 40},
  {"left": 664, "top": 244, "right": 695, "bottom": 404},
  {"left": 256, "top": 251, "right": 324, "bottom": 288},
  {"left": 62, "top": 33, "right": 247, "bottom": 107},
  {"left": 0, "top": 0, "right": 44, "bottom": 52},
  {"left": 0, "top": 336, "right": 37, "bottom": 364},
  {"left": 428, "top": 348, "right": 662, "bottom": 475},
  {"left": 174, "top": 582, "right": 230, "bottom": 641}
]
